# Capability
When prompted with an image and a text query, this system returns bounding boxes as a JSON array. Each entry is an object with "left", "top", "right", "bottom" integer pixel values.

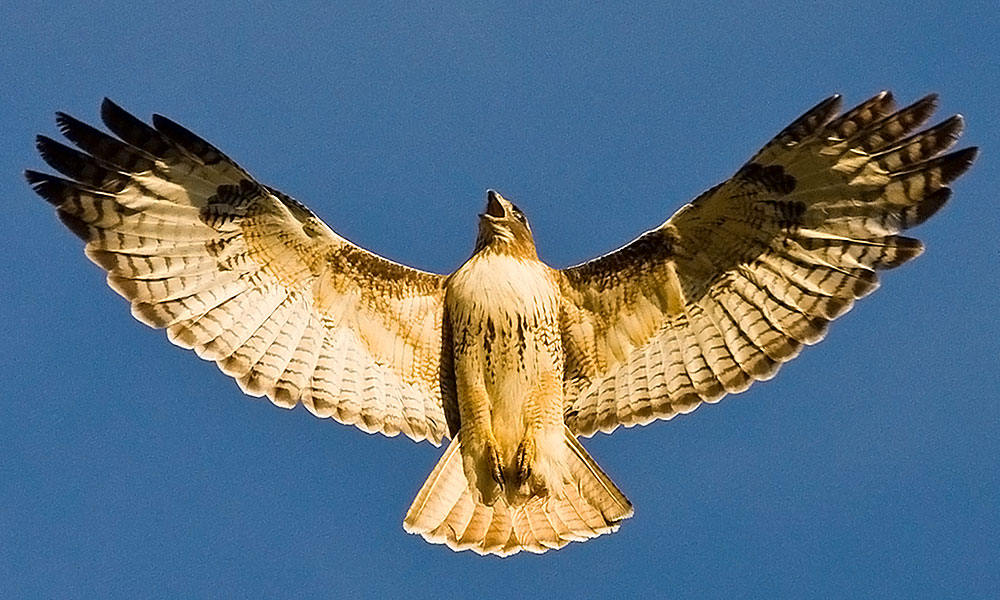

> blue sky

[{"left": 3, "top": 2, "right": 998, "bottom": 598}]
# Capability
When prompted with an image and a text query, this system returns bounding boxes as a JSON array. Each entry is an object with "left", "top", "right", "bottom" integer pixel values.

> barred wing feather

[
  {"left": 559, "top": 92, "right": 977, "bottom": 437},
  {"left": 27, "top": 99, "right": 452, "bottom": 444}
]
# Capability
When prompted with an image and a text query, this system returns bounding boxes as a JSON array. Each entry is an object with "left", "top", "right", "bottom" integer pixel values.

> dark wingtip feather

[
  {"left": 933, "top": 114, "right": 965, "bottom": 143},
  {"left": 56, "top": 210, "right": 93, "bottom": 241},
  {"left": 100, "top": 98, "right": 175, "bottom": 158},
  {"left": 25, "top": 170, "right": 64, "bottom": 205},
  {"left": 862, "top": 89, "right": 893, "bottom": 109},
  {"left": 99, "top": 97, "right": 123, "bottom": 122},
  {"left": 35, "top": 134, "right": 56, "bottom": 155},
  {"left": 827, "top": 91, "right": 898, "bottom": 140},
  {"left": 870, "top": 89, "right": 894, "bottom": 110},
  {"left": 880, "top": 236, "right": 925, "bottom": 268},
  {"left": 26, "top": 171, "right": 97, "bottom": 241},
  {"left": 36, "top": 135, "right": 82, "bottom": 178},
  {"left": 55, "top": 110, "right": 99, "bottom": 144},
  {"left": 151, "top": 112, "right": 219, "bottom": 163},
  {"left": 56, "top": 108, "right": 158, "bottom": 174},
  {"left": 947, "top": 114, "right": 965, "bottom": 135},
  {"left": 852, "top": 268, "right": 880, "bottom": 298},
  {"left": 807, "top": 94, "right": 843, "bottom": 124},
  {"left": 917, "top": 92, "right": 940, "bottom": 109},
  {"left": 940, "top": 147, "right": 979, "bottom": 183},
  {"left": 903, "top": 93, "right": 939, "bottom": 125},
  {"left": 913, "top": 187, "right": 952, "bottom": 227},
  {"left": 54, "top": 111, "right": 76, "bottom": 134},
  {"left": 100, "top": 97, "right": 137, "bottom": 136},
  {"left": 35, "top": 134, "right": 127, "bottom": 192},
  {"left": 100, "top": 98, "right": 138, "bottom": 134},
  {"left": 874, "top": 90, "right": 896, "bottom": 114},
  {"left": 788, "top": 94, "right": 843, "bottom": 138},
  {"left": 151, "top": 113, "right": 178, "bottom": 131}
]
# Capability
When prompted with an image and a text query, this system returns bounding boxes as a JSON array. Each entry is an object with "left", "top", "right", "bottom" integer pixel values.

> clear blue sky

[{"left": 3, "top": 2, "right": 998, "bottom": 598}]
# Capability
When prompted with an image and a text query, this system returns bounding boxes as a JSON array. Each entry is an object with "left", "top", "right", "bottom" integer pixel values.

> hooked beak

[{"left": 483, "top": 189, "right": 506, "bottom": 219}]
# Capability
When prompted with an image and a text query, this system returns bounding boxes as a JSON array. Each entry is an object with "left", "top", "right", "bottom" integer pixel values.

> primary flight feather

[{"left": 27, "top": 92, "right": 977, "bottom": 556}]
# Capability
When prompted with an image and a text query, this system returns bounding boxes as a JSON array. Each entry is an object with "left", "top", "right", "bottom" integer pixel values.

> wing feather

[
  {"left": 560, "top": 92, "right": 977, "bottom": 437},
  {"left": 29, "top": 100, "right": 452, "bottom": 444}
]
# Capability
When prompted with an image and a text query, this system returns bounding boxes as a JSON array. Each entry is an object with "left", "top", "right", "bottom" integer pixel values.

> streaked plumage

[{"left": 27, "top": 92, "right": 976, "bottom": 556}]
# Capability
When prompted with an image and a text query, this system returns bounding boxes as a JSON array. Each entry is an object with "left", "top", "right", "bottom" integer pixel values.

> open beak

[{"left": 484, "top": 189, "right": 506, "bottom": 218}]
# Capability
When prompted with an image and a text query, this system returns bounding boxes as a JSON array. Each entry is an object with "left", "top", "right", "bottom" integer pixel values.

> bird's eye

[{"left": 511, "top": 204, "right": 526, "bottom": 223}]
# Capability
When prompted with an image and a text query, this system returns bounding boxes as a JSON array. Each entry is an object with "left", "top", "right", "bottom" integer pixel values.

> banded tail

[{"left": 403, "top": 427, "right": 633, "bottom": 556}]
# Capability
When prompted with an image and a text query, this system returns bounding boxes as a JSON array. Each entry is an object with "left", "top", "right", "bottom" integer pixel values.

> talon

[
  {"left": 487, "top": 440, "right": 505, "bottom": 489},
  {"left": 515, "top": 437, "right": 535, "bottom": 486}
]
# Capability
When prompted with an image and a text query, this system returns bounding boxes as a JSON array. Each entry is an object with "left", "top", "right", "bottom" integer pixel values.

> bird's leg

[
  {"left": 455, "top": 364, "right": 505, "bottom": 503},
  {"left": 487, "top": 437, "right": 505, "bottom": 489},
  {"left": 514, "top": 435, "right": 535, "bottom": 486},
  {"left": 512, "top": 365, "right": 566, "bottom": 499}
]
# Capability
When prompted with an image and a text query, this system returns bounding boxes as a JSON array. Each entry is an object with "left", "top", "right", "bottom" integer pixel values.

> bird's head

[{"left": 474, "top": 189, "right": 537, "bottom": 258}]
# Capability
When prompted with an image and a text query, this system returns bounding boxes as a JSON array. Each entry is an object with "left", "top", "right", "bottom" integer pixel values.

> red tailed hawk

[{"left": 27, "top": 92, "right": 976, "bottom": 556}]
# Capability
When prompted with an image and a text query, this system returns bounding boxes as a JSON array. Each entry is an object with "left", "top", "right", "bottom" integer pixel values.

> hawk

[{"left": 27, "top": 92, "right": 976, "bottom": 556}]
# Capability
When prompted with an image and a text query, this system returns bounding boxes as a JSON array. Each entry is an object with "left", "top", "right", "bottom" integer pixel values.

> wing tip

[
  {"left": 939, "top": 146, "right": 979, "bottom": 184},
  {"left": 24, "top": 168, "right": 49, "bottom": 190},
  {"left": 916, "top": 91, "right": 940, "bottom": 110},
  {"left": 24, "top": 169, "right": 69, "bottom": 206},
  {"left": 913, "top": 188, "right": 952, "bottom": 228},
  {"left": 99, "top": 97, "right": 122, "bottom": 118}
]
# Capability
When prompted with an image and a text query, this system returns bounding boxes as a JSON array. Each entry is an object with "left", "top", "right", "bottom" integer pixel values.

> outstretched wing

[
  {"left": 559, "top": 92, "right": 977, "bottom": 437},
  {"left": 27, "top": 100, "right": 453, "bottom": 444}
]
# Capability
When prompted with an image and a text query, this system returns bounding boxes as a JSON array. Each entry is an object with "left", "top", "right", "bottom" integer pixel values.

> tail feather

[{"left": 403, "top": 427, "right": 633, "bottom": 556}]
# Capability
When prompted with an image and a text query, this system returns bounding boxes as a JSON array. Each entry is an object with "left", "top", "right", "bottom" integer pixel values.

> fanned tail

[{"left": 403, "top": 427, "right": 632, "bottom": 556}]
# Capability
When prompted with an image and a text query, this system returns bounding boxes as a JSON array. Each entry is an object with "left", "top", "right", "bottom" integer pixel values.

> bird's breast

[
  {"left": 447, "top": 254, "right": 559, "bottom": 321},
  {"left": 447, "top": 254, "right": 562, "bottom": 397}
]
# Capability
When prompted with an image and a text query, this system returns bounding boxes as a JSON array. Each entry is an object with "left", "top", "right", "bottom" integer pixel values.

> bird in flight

[{"left": 28, "top": 92, "right": 976, "bottom": 556}]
